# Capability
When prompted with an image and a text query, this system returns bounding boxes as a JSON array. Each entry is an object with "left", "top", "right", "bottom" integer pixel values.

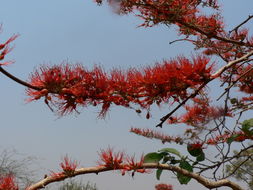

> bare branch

[{"left": 229, "top": 15, "right": 253, "bottom": 34}]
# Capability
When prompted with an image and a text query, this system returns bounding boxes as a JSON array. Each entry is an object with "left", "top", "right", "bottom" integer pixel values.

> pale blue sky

[{"left": 0, "top": 0, "right": 252, "bottom": 190}]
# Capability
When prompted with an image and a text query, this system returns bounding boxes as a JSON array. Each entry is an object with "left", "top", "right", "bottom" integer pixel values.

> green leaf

[
  {"left": 187, "top": 144, "right": 203, "bottom": 157},
  {"left": 230, "top": 98, "right": 238, "bottom": 104},
  {"left": 196, "top": 152, "right": 205, "bottom": 162},
  {"left": 156, "top": 169, "right": 163, "bottom": 180},
  {"left": 179, "top": 160, "right": 193, "bottom": 172},
  {"left": 227, "top": 134, "right": 240, "bottom": 144},
  {"left": 177, "top": 160, "right": 193, "bottom": 184},
  {"left": 143, "top": 152, "right": 163, "bottom": 163},
  {"left": 242, "top": 118, "right": 253, "bottom": 135},
  {"left": 159, "top": 148, "right": 182, "bottom": 158},
  {"left": 177, "top": 173, "right": 192, "bottom": 184}
]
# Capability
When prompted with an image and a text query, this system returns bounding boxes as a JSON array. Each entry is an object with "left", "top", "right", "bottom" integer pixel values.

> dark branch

[
  {"left": 229, "top": 15, "right": 253, "bottom": 34},
  {"left": 0, "top": 66, "right": 41, "bottom": 91},
  {"left": 156, "top": 80, "right": 211, "bottom": 128}
]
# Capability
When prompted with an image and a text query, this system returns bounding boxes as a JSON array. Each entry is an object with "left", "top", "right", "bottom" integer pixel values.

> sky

[{"left": 0, "top": 0, "right": 253, "bottom": 190}]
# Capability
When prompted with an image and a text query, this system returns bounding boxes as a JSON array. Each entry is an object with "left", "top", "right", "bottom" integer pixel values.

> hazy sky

[{"left": 0, "top": 0, "right": 253, "bottom": 190}]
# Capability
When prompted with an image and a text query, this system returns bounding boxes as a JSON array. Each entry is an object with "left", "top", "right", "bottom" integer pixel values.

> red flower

[
  {"left": 206, "top": 131, "right": 252, "bottom": 145},
  {"left": 0, "top": 175, "right": 18, "bottom": 190},
  {"left": 0, "top": 34, "right": 18, "bottom": 63},
  {"left": 188, "top": 142, "right": 203, "bottom": 151},
  {"left": 27, "top": 55, "right": 213, "bottom": 117},
  {"left": 50, "top": 171, "right": 65, "bottom": 179},
  {"left": 171, "top": 97, "right": 230, "bottom": 127},
  {"left": 128, "top": 155, "right": 150, "bottom": 172},
  {"left": 187, "top": 142, "right": 204, "bottom": 157},
  {"left": 155, "top": 183, "right": 173, "bottom": 190},
  {"left": 236, "top": 65, "right": 253, "bottom": 94},
  {"left": 130, "top": 127, "right": 183, "bottom": 144},
  {"left": 97, "top": 148, "right": 124, "bottom": 169},
  {"left": 0, "top": 34, "right": 19, "bottom": 50},
  {"left": 60, "top": 156, "right": 78, "bottom": 176}
]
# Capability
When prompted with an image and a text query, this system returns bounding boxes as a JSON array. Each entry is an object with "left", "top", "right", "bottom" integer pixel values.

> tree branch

[
  {"left": 229, "top": 15, "right": 253, "bottom": 34},
  {"left": 211, "top": 50, "right": 253, "bottom": 78},
  {"left": 176, "top": 20, "right": 252, "bottom": 47},
  {"left": 0, "top": 66, "right": 41, "bottom": 91},
  {"left": 26, "top": 163, "right": 244, "bottom": 190}
]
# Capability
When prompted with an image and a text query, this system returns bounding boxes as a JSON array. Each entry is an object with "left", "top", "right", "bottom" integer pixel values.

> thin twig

[
  {"left": 169, "top": 38, "right": 195, "bottom": 44},
  {"left": 229, "top": 15, "right": 253, "bottom": 34}
]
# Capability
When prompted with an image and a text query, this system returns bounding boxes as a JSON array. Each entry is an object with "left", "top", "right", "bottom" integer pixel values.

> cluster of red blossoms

[
  {"left": 0, "top": 33, "right": 18, "bottom": 66},
  {"left": 95, "top": 0, "right": 223, "bottom": 36},
  {"left": 0, "top": 175, "right": 18, "bottom": 190},
  {"left": 155, "top": 183, "right": 173, "bottom": 190},
  {"left": 96, "top": 0, "right": 253, "bottom": 65},
  {"left": 60, "top": 156, "right": 78, "bottom": 176},
  {"left": 97, "top": 147, "right": 149, "bottom": 175},
  {"left": 130, "top": 127, "right": 183, "bottom": 144},
  {"left": 206, "top": 131, "right": 253, "bottom": 145},
  {"left": 236, "top": 65, "right": 253, "bottom": 94},
  {"left": 49, "top": 148, "right": 149, "bottom": 181},
  {"left": 202, "top": 29, "right": 253, "bottom": 61},
  {"left": 50, "top": 156, "right": 79, "bottom": 179},
  {"left": 168, "top": 97, "right": 231, "bottom": 127},
  {"left": 27, "top": 56, "right": 213, "bottom": 116}
]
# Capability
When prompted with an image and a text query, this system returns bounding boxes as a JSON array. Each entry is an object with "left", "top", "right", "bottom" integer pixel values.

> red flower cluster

[
  {"left": 206, "top": 131, "right": 252, "bottom": 145},
  {"left": 236, "top": 65, "right": 253, "bottom": 94},
  {"left": 95, "top": 0, "right": 223, "bottom": 37},
  {"left": 155, "top": 183, "right": 173, "bottom": 190},
  {"left": 178, "top": 13, "right": 224, "bottom": 37},
  {"left": 97, "top": 148, "right": 149, "bottom": 175},
  {"left": 187, "top": 141, "right": 203, "bottom": 151},
  {"left": 125, "top": 155, "right": 147, "bottom": 174},
  {"left": 0, "top": 34, "right": 18, "bottom": 65},
  {"left": 27, "top": 56, "right": 213, "bottom": 116},
  {"left": 130, "top": 127, "right": 183, "bottom": 144},
  {"left": 97, "top": 147, "right": 124, "bottom": 169},
  {"left": 60, "top": 156, "right": 78, "bottom": 176},
  {"left": 201, "top": 28, "right": 253, "bottom": 60},
  {"left": 168, "top": 97, "right": 230, "bottom": 127},
  {"left": 0, "top": 175, "right": 18, "bottom": 190}
]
